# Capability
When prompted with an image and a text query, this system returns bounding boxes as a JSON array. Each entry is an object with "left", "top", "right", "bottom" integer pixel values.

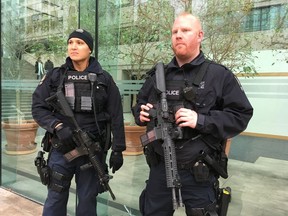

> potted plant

[
  {"left": 123, "top": 121, "right": 146, "bottom": 156},
  {"left": 1, "top": 14, "right": 39, "bottom": 155},
  {"left": 1, "top": 88, "right": 39, "bottom": 155},
  {"left": 2, "top": 120, "right": 39, "bottom": 155}
]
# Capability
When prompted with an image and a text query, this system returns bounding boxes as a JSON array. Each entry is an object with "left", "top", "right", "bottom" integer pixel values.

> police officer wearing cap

[
  {"left": 132, "top": 13, "right": 253, "bottom": 216},
  {"left": 32, "top": 29, "right": 126, "bottom": 216}
]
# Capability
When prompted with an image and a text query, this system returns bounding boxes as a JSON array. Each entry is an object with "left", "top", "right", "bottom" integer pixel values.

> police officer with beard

[
  {"left": 132, "top": 13, "right": 253, "bottom": 216},
  {"left": 32, "top": 29, "right": 126, "bottom": 216}
]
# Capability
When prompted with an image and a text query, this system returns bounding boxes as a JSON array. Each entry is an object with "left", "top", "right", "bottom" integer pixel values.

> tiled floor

[
  {"left": 1, "top": 134, "right": 288, "bottom": 216},
  {"left": 0, "top": 187, "right": 42, "bottom": 216}
]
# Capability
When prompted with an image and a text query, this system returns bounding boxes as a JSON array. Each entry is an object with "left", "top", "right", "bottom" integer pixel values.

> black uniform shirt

[
  {"left": 132, "top": 51, "right": 253, "bottom": 162},
  {"left": 32, "top": 57, "right": 126, "bottom": 152}
]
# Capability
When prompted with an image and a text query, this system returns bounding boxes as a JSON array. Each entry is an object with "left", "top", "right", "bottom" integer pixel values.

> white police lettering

[
  {"left": 68, "top": 75, "right": 88, "bottom": 80},
  {"left": 166, "top": 90, "right": 179, "bottom": 96}
]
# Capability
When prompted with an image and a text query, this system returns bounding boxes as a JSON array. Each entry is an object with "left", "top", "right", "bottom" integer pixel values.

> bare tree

[
  {"left": 116, "top": 1, "right": 175, "bottom": 79},
  {"left": 258, "top": 3, "right": 288, "bottom": 64},
  {"left": 2, "top": 1, "right": 75, "bottom": 80},
  {"left": 199, "top": 0, "right": 256, "bottom": 76},
  {"left": 114, "top": 0, "right": 258, "bottom": 78},
  {"left": 2, "top": 11, "right": 28, "bottom": 80}
]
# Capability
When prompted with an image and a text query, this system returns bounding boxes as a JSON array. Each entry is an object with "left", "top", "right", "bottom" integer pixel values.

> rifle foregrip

[{"left": 162, "top": 135, "right": 179, "bottom": 188}]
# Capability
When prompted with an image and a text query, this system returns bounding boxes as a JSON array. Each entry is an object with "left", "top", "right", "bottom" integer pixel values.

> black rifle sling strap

[
  {"left": 180, "top": 60, "right": 211, "bottom": 106},
  {"left": 193, "top": 60, "right": 211, "bottom": 87},
  {"left": 57, "top": 67, "right": 68, "bottom": 92}
]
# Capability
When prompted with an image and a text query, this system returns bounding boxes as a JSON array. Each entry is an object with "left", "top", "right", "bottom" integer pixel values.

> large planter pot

[
  {"left": 2, "top": 119, "right": 39, "bottom": 155},
  {"left": 123, "top": 124, "right": 146, "bottom": 156}
]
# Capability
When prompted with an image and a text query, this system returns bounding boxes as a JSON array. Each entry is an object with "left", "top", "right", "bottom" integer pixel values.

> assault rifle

[
  {"left": 45, "top": 91, "right": 116, "bottom": 200},
  {"left": 140, "top": 62, "right": 183, "bottom": 210}
]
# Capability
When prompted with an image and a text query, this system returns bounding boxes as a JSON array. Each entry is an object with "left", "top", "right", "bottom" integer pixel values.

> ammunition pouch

[
  {"left": 177, "top": 159, "right": 211, "bottom": 183},
  {"left": 49, "top": 170, "right": 73, "bottom": 193},
  {"left": 192, "top": 161, "right": 210, "bottom": 183}
]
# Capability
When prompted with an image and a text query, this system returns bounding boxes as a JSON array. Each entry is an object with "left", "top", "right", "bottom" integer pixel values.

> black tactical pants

[{"left": 140, "top": 160, "right": 216, "bottom": 216}]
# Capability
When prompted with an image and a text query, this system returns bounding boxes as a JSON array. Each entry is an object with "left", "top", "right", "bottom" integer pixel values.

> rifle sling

[{"left": 193, "top": 61, "right": 210, "bottom": 87}]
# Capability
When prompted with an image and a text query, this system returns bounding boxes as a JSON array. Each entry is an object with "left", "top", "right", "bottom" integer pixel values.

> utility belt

[
  {"left": 149, "top": 152, "right": 213, "bottom": 183},
  {"left": 179, "top": 150, "right": 228, "bottom": 180},
  {"left": 177, "top": 161, "right": 197, "bottom": 170},
  {"left": 145, "top": 146, "right": 228, "bottom": 180}
]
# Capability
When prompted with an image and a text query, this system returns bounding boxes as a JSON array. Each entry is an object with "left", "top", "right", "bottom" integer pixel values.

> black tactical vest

[
  {"left": 64, "top": 71, "right": 93, "bottom": 112},
  {"left": 63, "top": 71, "right": 107, "bottom": 114}
]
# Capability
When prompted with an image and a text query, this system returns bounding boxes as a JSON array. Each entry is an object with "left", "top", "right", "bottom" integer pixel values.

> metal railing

[
  {"left": 2, "top": 79, "right": 144, "bottom": 94},
  {"left": 1, "top": 79, "right": 144, "bottom": 119}
]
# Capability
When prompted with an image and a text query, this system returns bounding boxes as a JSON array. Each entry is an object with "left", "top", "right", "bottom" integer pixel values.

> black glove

[
  {"left": 109, "top": 151, "right": 123, "bottom": 174},
  {"left": 55, "top": 125, "right": 75, "bottom": 146}
]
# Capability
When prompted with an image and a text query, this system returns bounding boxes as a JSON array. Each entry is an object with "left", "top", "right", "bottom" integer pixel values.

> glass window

[
  {"left": 1, "top": 1, "right": 288, "bottom": 215},
  {"left": 243, "top": 5, "right": 287, "bottom": 32}
]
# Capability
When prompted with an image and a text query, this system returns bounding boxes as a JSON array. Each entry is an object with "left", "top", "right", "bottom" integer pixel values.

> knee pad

[{"left": 49, "top": 170, "right": 73, "bottom": 193}]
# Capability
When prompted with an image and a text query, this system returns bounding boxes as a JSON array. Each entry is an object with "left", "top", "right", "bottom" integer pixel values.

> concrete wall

[{"left": 240, "top": 76, "right": 288, "bottom": 137}]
